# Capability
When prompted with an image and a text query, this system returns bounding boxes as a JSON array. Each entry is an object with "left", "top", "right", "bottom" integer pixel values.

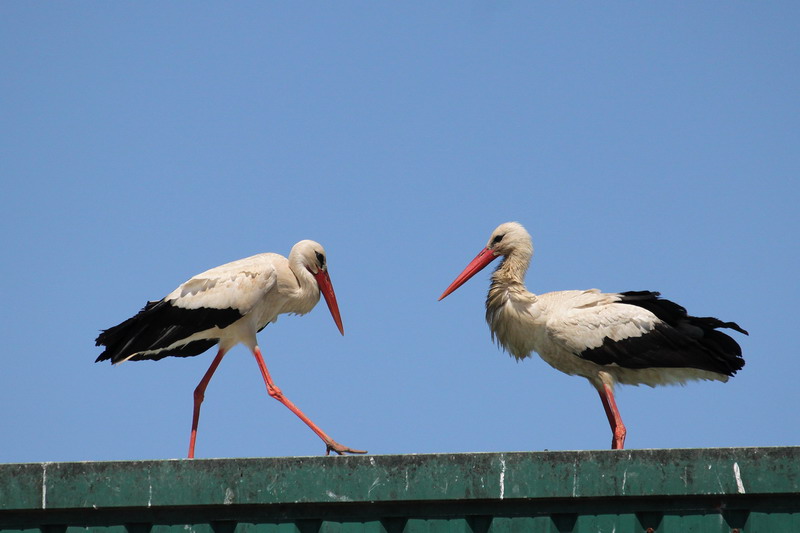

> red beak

[
  {"left": 439, "top": 247, "right": 500, "bottom": 301},
  {"left": 313, "top": 269, "right": 344, "bottom": 335}
]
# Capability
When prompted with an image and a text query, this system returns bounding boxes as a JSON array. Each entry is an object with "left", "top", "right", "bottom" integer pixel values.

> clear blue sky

[{"left": 2, "top": 3, "right": 797, "bottom": 463}]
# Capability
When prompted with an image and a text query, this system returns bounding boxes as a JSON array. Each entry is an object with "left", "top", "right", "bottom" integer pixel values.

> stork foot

[{"left": 325, "top": 439, "right": 367, "bottom": 455}]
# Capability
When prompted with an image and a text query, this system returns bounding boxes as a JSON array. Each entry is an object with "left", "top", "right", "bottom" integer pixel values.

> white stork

[
  {"left": 439, "top": 222, "right": 747, "bottom": 449},
  {"left": 96, "top": 240, "right": 366, "bottom": 457}
]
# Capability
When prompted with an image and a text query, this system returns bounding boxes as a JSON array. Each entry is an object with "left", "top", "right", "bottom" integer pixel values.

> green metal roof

[{"left": 2, "top": 447, "right": 799, "bottom": 532}]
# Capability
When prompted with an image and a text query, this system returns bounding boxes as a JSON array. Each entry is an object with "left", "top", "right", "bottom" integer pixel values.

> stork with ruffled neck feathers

[{"left": 439, "top": 222, "right": 747, "bottom": 449}]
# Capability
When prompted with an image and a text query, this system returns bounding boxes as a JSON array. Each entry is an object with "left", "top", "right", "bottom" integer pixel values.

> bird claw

[{"left": 325, "top": 440, "right": 368, "bottom": 455}]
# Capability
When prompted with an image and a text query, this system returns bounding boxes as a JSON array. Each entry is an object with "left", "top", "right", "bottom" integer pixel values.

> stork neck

[
  {"left": 485, "top": 251, "right": 540, "bottom": 360},
  {"left": 492, "top": 251, "right": 531, "bottom": 288},
  {"left": 281, "top": 265, "right": 318, "bottom": 318},
  {"left": 285, "top": 254, "right": 319, "bottom": 303},
  {"left": 289, "top": 261, "right": 315, "bottom": 291},
  {"left": 486, "top": 252, "right": 535, "bottom": 312}
]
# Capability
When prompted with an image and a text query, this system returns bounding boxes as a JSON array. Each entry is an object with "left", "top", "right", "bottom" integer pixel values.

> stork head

[
  {"left": 438, "top": 222, "right": 533, "bottom": 301},
  {"left": 484, "top": 222, "right": 533, "bottom": 258},
  {"left": 291, "top": 240, "right": 345, "bottom": 335}
]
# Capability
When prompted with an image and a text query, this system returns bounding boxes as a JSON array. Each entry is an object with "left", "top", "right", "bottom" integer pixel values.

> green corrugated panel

[
  {"left": 1, "top": 447, "right": 799, "bottom": 533},
  {"left": 488, "top": 516, "right": 555, "bottom": 532},
  {"left": 746, "top": 511, "right": 800, "bottom": 531}
]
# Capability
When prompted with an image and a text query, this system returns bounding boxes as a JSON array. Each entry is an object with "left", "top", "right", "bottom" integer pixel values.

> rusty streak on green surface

[{"left": 2, "top": 447, "right": 799, "bottom": 511}]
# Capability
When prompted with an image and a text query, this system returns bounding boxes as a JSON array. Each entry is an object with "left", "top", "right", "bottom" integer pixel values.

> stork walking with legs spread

[
  {"left": 96, "top": 240, "right": 366, "bottom": 457},
  {"left": 439, "top": 222, "right": 747, "bottom": 450}
]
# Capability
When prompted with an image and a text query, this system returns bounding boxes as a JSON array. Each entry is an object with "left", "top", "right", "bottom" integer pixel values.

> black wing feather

[
  {"left": 95, "top": 299, "right": 242, "bottom": 364},
  {"left": 579, "top": 291, "right": 747, "bottom": 376}
]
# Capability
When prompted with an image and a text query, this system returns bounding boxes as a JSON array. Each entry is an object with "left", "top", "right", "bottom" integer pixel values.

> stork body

[
  {"left": 439, "top": 222, "right": 747, "bottom": 449},
  {"left": 96, "top": 240, "right": 365, "bottom": 457}
]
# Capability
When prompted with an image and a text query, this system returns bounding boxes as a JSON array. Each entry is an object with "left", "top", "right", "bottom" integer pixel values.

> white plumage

[
  {"left": 165, "top": 253, "right": 283, "bottom": 311},
  {"left": 440, "top": 222, "right": 747, "bottom": 449},
  {"left": 96, "top": 239, "right": 365, "bottom": 457}
]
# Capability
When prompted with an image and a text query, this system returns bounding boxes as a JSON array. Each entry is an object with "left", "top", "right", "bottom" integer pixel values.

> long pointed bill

[
  {"left": 439, "top": 247, "right": 500, "bottom": 301},
  {"left": 313, "top": 269, "right": 345, "bottom": 335}
]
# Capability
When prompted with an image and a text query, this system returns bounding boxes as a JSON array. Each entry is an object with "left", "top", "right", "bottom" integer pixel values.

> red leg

[
  {"left": 188, "top": 346, "right": 228, "bottom": 458},
  {"left": 597, "top": 383, "right": 627, "bottom": 450},
  {"left": 251, "top": 346, "right": 366, "bottom": 455}
]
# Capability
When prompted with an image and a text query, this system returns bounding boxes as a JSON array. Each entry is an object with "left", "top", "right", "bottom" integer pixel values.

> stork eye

[
  {"left": 315, "top": 251, "right": 325, "bottom": 267},
  {"left": 492, "top": 234, "right": 504, "bottom": 244}
]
